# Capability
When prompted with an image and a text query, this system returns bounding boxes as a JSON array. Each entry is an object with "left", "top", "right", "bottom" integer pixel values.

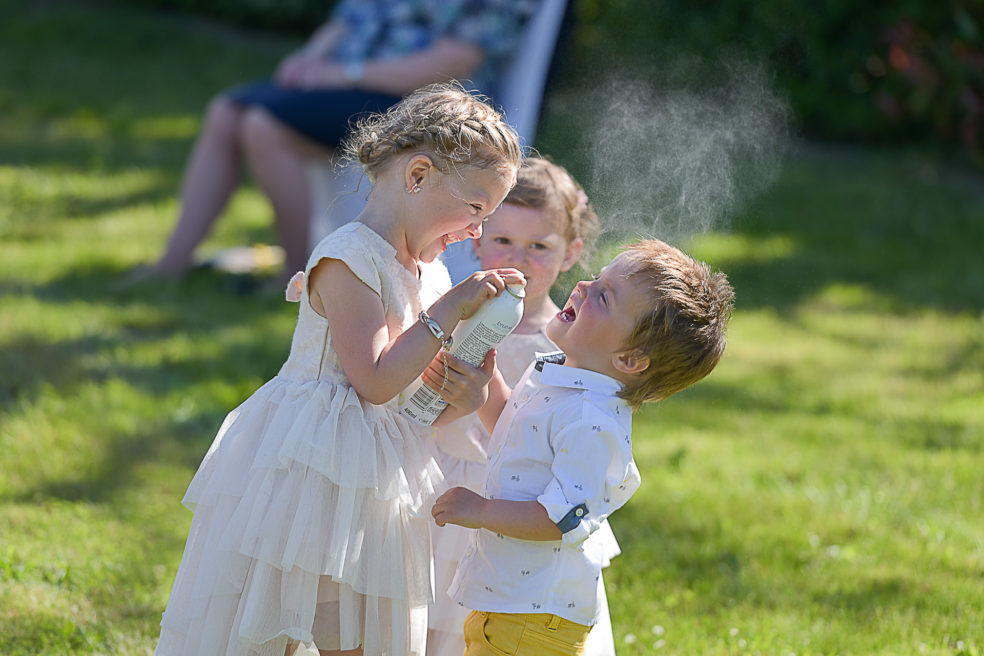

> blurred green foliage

[
  {"left": 129, "top": 0, "right": 984, "bottom": 160},
  {"left": 127, "top": 0, "right": 330, "bottom": 32},
  {"left": 568, "top": 0, "right": 984, "bottom": 160}
]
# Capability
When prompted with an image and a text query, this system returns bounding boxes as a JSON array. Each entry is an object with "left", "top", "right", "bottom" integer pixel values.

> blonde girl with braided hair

[{"left": 154, "top": 83, "right": 525, "bottom": 656}]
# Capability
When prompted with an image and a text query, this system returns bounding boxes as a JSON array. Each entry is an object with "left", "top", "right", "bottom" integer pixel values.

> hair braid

[{"left": 343, "top": 82, "right": 522, "bottom": 183}]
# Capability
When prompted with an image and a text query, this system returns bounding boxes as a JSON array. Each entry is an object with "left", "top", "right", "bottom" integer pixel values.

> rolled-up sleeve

[{"left": 537, "top": 413, "right": 641, "bottom": 546}]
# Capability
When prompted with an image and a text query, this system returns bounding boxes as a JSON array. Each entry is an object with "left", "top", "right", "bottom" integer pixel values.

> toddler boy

[{"left": 431, "top": 239, "right": 735, "bottom": 656}]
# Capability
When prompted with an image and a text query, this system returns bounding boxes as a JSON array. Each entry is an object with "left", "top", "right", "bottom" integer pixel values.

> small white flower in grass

[
  {"left": 808, "top": 534, "right": 821, "bottom": 548},
  {"left": 739, "top": 639, "right": 747, "bottom": 648},
  {"left": 730, "top": 627, "right": 739, "bottom": 637},
  {"left": 624, "top": 633, "right": 637, "bottom": 644},
  {"left": 653, "top": 639, "right": 666, "bottom": 649},
  {"left": 651, "top": 624, "right": 665, "bottom": 636},
  {"left": 826, "top": 545, "right": 840, "bottom": 558}
]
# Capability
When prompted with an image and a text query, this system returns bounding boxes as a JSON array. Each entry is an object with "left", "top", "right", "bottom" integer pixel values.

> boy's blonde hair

[
  {"left": 618, "top": 239, "right": 734, "bottom": 408},
  {"left": 503, "top": 157, "right": 600, "bottom": 265},
  {"left": 342, "top": 82, "right": 522, "bottom": 186}
]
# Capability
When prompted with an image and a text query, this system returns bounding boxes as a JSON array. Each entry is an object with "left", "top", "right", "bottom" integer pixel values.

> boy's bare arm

[{"left": 432, "top": 487, "right": 561, "bottom": 541}]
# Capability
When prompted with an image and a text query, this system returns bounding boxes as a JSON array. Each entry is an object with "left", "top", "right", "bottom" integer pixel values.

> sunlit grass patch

[{"left": 1, "top": 2, "right": 983, "bottom": 655}]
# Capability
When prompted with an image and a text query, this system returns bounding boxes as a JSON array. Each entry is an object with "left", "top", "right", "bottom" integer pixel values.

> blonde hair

[
  {"left": 617, "top": 239, "right": 735, "bottom": 408},
  {"left": 503, "top": 157, "right": 600, "bottom": 265},
  {"left": 342, "top": 82, "right": 522, "bottom": 185}
]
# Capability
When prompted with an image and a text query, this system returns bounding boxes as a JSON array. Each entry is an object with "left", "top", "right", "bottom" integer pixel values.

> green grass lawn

[{"left": 1, "top": 1, "right": 982, "bottom": 654}]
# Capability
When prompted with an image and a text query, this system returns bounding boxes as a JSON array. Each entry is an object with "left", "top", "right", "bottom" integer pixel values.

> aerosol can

[{"left": 399, "top": 283, "right": 526, "bottom": 425}]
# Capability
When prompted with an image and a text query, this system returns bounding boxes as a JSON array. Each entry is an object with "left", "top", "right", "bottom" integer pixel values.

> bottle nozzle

[{"left": 504, "top": 283, "right": 526, "bottom": 299}]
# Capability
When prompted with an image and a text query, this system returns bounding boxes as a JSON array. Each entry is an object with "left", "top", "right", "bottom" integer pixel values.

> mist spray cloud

[{"left": 575, "top": 59, "right": 790, "bottom": 255}]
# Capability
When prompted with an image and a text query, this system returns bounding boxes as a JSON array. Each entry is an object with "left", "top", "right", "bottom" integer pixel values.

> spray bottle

[{"left": 399, "top": 283, "right": 526, "bottom": 425}]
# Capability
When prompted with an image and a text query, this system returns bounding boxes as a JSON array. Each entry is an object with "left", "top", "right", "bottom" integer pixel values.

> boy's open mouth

[{"left": 558, "top": 305, "right": 576, "bottom": 323}]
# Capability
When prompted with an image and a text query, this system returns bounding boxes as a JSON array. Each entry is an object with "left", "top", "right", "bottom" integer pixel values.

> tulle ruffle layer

[{"left": 155, "top": 376, "right": 443, "bottom": 656}]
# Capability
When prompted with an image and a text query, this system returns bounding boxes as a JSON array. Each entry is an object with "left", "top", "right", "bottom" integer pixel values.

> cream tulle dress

[
  {"left": 155, "top": 223, "right": 451, "bottom": 656},
  {"left": 428, "top": 329, "right": 622, "bottom": 656}
]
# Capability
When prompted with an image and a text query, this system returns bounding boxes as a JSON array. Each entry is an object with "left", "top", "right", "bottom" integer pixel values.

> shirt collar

[
  {"left": 533, "top": 350, "right": 566, "bottom": 370},
  {"left": 538, "top": 361, "right": 624, "bottom": 396}
]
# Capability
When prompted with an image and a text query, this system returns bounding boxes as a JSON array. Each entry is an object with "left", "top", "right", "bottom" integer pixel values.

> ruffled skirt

[{"left": 155, "top": 376, "right": 444, "bottom": 656}]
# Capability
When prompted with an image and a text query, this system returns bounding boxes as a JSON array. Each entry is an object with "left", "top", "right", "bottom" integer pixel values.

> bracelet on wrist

[{"left": 419, "top": 311, "right": 452, "bottom": 351}]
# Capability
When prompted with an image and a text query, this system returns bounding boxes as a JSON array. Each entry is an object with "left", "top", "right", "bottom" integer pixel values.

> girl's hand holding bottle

[
  {"left": 422, "top": 349, "right": 497, "bottom": 424},
  {"left": 398, "top": 269, "right": 525, "bottom": 425},
  {"left": 424, "top": 268, "right": 525, "bottom": 331}
]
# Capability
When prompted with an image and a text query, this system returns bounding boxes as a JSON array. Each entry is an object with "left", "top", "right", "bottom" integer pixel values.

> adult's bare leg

[
  {"left": 241, "top": 106, "right": 328, "bottom": 277},
  {"left": 151, "top": 96, "right": 245, "bottom": 275}
]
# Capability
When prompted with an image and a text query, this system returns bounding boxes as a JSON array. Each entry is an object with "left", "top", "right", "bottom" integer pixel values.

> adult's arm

[
  {"left": 301, "top": 19, "right": 347, "bottom": 58},
  {"left": 289, "top": 38, "right": 484, "bottom": 96},
  {"left": 354, "top": 38, "right": 485, "bottom": 96},
  {"left": 276, "top": 20, "right": 347, "bottom": 85}
]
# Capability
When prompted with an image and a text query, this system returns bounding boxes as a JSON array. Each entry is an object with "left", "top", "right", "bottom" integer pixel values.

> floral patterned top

[{"left": 328, "top": 0, "right": 541, "bottom": 92}]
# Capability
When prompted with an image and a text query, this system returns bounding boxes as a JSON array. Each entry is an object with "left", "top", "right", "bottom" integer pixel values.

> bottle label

[
  {"left": 399, "top": 287, "right": 524, "bottom": 425},
  {"left": 406, "top": 381, "right": 447, "bottom": 415},
  {"left": 453, "top": 320, "right": 512, "bottom": 366}
]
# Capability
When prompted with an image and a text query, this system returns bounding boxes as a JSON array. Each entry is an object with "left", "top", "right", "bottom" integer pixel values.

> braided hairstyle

[
  {"left": 502, "top": 157, "right": 600, "bottom": 265},
  {"left": 342, "top": 81, "right": 522, "bottom": 185}
]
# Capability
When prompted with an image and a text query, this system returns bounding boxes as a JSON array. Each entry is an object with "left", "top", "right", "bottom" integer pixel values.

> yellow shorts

[{"left": 463, "top": 610, "right": 591, "bottom": 656}]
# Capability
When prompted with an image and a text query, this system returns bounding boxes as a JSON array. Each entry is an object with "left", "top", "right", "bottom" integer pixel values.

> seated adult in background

[{"left": 147, "top": 0, "right": 539, "bottom": 279}]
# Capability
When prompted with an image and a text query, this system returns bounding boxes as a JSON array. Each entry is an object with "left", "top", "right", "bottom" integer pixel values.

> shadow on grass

[
  {"left": 0, "top": 0, "right": 289, "bottom": 240},
  {"left": 609, "top": 489, "right": 965, "bottom": 625},
  {"left": 664, "top": 375, "right": 984, "bottom": 454},
  {"left": 610, "top": 498, "right": 752, "bottom": 608},
  {"left": 14, "top": 425, "right": 188, "bottom": 506},
  {"left": 1, "top": 264, "right": 295, "bottom": 502},
  {"left": 0, "top": 613, "right": 110, "bottom": 656},
  {"left": 808, "top": 574, "right": 968, "bottom": 618},
  {"left": 721, "top": 145, "right": 984, "bottom": 314},
  {"left": 3, "top": 265, "right": 290, "bottom": 384}
]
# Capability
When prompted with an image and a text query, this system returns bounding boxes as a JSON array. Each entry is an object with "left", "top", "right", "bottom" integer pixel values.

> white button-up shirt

[{"left": 449, "top": 357, "right": 641, "bottom": 626}]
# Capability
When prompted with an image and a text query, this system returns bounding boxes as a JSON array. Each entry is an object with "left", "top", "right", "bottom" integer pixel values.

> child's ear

[
  {"left": 559, "top": 238, "right": 584, "bottom": 272},
  {"left": 405, "top": 154, "right": 434, "bottom": 191},
  {"left": 612, "top": 349, "right": 650, "bottom": 376}
]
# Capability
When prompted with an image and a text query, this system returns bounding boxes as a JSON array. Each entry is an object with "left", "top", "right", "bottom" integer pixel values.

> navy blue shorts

[{"left": 224, "top": 80, "right": 402, "bottom": 148}]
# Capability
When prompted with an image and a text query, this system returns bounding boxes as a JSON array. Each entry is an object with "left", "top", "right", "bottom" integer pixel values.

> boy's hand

[{"left": 432, "top": 487, "right": 488, "bottom": 529}]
